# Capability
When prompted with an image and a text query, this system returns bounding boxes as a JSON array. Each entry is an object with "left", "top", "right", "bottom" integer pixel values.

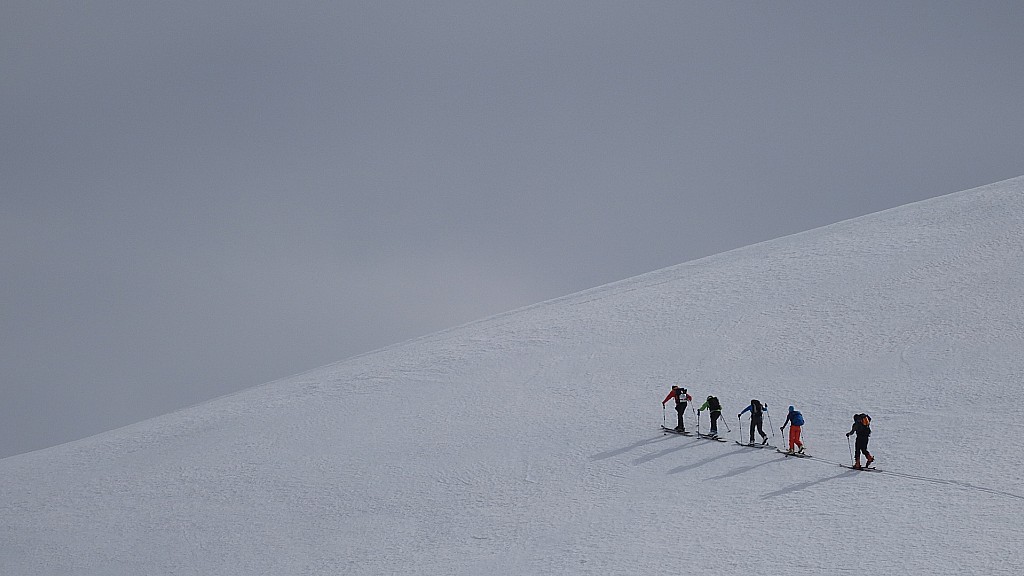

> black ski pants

[
  {"left": 674, "top": 402, "right": 688, "bottom": 430},
  {"left": 709, "top": 410, "right": 721, "bottom": 434},
  {"left": 855, "top": 437, "right": 871, "bottom": 460},
  {"left": 749, "top": 417, "right": 766, "bottom": 443}
]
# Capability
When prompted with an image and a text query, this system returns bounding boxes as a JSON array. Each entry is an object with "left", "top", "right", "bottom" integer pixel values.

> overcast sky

[{"left": 2, "top": 1, "right": 1022, "bottom": 458}]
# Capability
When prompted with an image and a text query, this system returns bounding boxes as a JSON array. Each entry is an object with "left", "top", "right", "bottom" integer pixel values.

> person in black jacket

[{"left": 846, "top": 413, "right": 874, "bottom": 469}]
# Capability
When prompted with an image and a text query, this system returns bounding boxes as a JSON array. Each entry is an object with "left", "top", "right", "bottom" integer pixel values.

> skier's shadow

[
  {"left": 631, "top": 438, "right": 707, "bottom": 466},
  {"left": 761, "top": 469, "right": 856, "bottom": 499},
  {"left": 590, "top": 434, "right": 676, "bottom": 461},
  {"left": 666, "top": 447, "right": 747, "bottom": 474},
  {"left": 709, "top": 456, "right": 786, "bottom": 480}
]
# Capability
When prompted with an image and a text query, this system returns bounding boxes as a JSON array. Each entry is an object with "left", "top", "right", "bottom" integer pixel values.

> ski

[
  {"left": 735, "top": 441, "right": 776, "bottom": 449},
  {"left": 697, "top": 433, "right": 728, "bottom": 442},
  {"left": 776, "top": 448, "right": 811, "bottom": 458},
  {"left": 840, "top": 464, "right": 880, "bottom": 472},
  {"left": 661, "top": 426, "right": 693, "bottom": 436}
]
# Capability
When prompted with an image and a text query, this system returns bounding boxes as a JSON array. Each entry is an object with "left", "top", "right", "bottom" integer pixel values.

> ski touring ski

[
  {"left": 840, "top": 464, "right": 880, "bottom": 472},
  {"left": 776, "top": 448, "right": 811, "bottom": 458},
  {"left": 661, "top": 426, "right": 694, "bottom": 436},
  {"left": 697, "top": 433, "right": 728, "bottom": 442},
  {"left": 735, "top": 441, "right": 776, "bottom": 449}
]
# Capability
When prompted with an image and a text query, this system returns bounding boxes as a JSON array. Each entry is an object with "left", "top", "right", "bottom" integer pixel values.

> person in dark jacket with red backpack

[{"left": 846, "top": 413, "right": 874, "bottom": 469}]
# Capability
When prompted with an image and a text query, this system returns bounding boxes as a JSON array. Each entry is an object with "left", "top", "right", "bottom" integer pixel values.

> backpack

[
  {"left": 750, "top": 400, "right": 763, "bottom": 416},
  {"left": 674, "top": 389, "right": 688, "bottom": 405},
  {"left": 791, "top": 411, "right": 805, "bottom": 426},
  {"left": 708, "top": 396, "right": 721, "bottom": 411}
]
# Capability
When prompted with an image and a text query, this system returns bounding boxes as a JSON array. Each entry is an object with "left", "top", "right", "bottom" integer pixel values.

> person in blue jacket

[
  {"left": 738, "top": 399, "right": 769, "bottom": 445},
  {"left": 780, "top": 405, "right": 805, "bottom": 453}
]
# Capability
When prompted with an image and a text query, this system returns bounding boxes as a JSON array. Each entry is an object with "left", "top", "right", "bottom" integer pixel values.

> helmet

[
  {"left": 708, "top": 395, "right": 713, "bottom": 400},
  {"left": 671, "top": 385, "right": 679, "bottom": 389},
  {"left": 789, "top": 405, "right": 795, "bottom": 412},
  {"left": 680, "top": 388, "right": 687, "bottom": 393}
]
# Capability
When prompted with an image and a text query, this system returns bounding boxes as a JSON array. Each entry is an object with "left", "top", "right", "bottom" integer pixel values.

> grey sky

[{"left": 2, "top": 1, "right": 1022, "bottom": 458}]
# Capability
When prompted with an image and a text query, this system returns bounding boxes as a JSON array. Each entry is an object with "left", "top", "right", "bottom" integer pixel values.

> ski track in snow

[{"left": 3, "top": 178, "right": 1024, "bottom": 575}]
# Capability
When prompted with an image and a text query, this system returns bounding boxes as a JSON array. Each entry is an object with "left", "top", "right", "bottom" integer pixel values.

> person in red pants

[{"left": 780, "top": 405, "right": 805, "bottom": 453}]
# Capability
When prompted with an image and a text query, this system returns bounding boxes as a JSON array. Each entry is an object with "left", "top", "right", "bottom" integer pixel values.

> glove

[
  {"left": 846, "top": 432, "right": 852, "bottom": 437},
  {"left": 780, "top": 426, "right": 785, "bottom": 431},
  {"left": 737, "top": 414, "right": 741, "bottom": 418}
]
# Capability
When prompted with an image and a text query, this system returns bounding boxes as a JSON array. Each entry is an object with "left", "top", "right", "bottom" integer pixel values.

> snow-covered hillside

[{"left": 3, "top": 178, "right": 1024, "bottom": 575}]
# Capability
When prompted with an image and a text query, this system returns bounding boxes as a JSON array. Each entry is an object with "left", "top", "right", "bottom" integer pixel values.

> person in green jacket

[{"left": 697, "top": 395, "right": 723, "bottom": 436}]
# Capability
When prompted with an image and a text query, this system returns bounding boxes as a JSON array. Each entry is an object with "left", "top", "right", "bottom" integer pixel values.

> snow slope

[{"left": 3, "top": 177, "right": 1024, "bottom": 575}]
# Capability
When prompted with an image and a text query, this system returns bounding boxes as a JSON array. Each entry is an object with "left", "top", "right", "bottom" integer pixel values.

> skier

[
  {"left": 846, "top": 413, "right": 874, "bottom": 469},
  {"left": 780, "top": 405, "right": 805, "bottom": 454},
  {"left": 738, "top": 399, "right": 769, "bottom": 445},
  {"left": 661, "top": 385, "right": 693, "bottom": 432},
  {"left": 697, "top": 395, "right": 723, "bottom": 437}
]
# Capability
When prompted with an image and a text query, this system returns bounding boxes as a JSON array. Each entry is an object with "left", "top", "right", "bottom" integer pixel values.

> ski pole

[
  {"left": 663, "top": 404, "right": 666, "bottom": 427},
  {"left": 721, "top": 413, "right": 731, "bottom": 433},
  {"left": 737, "top": 415, "right": 743, "bottom": 443},
  {"left": 847, "top": 434, "right": 854, "bottom": 464},
  {"left": 767, "top": 410, "right": 776, "bottom": 438}
]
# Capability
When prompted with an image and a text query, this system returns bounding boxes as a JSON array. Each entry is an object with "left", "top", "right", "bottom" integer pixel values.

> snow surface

[{"left": 3, "top": 177, "right": 1024, "bottom": 575}]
